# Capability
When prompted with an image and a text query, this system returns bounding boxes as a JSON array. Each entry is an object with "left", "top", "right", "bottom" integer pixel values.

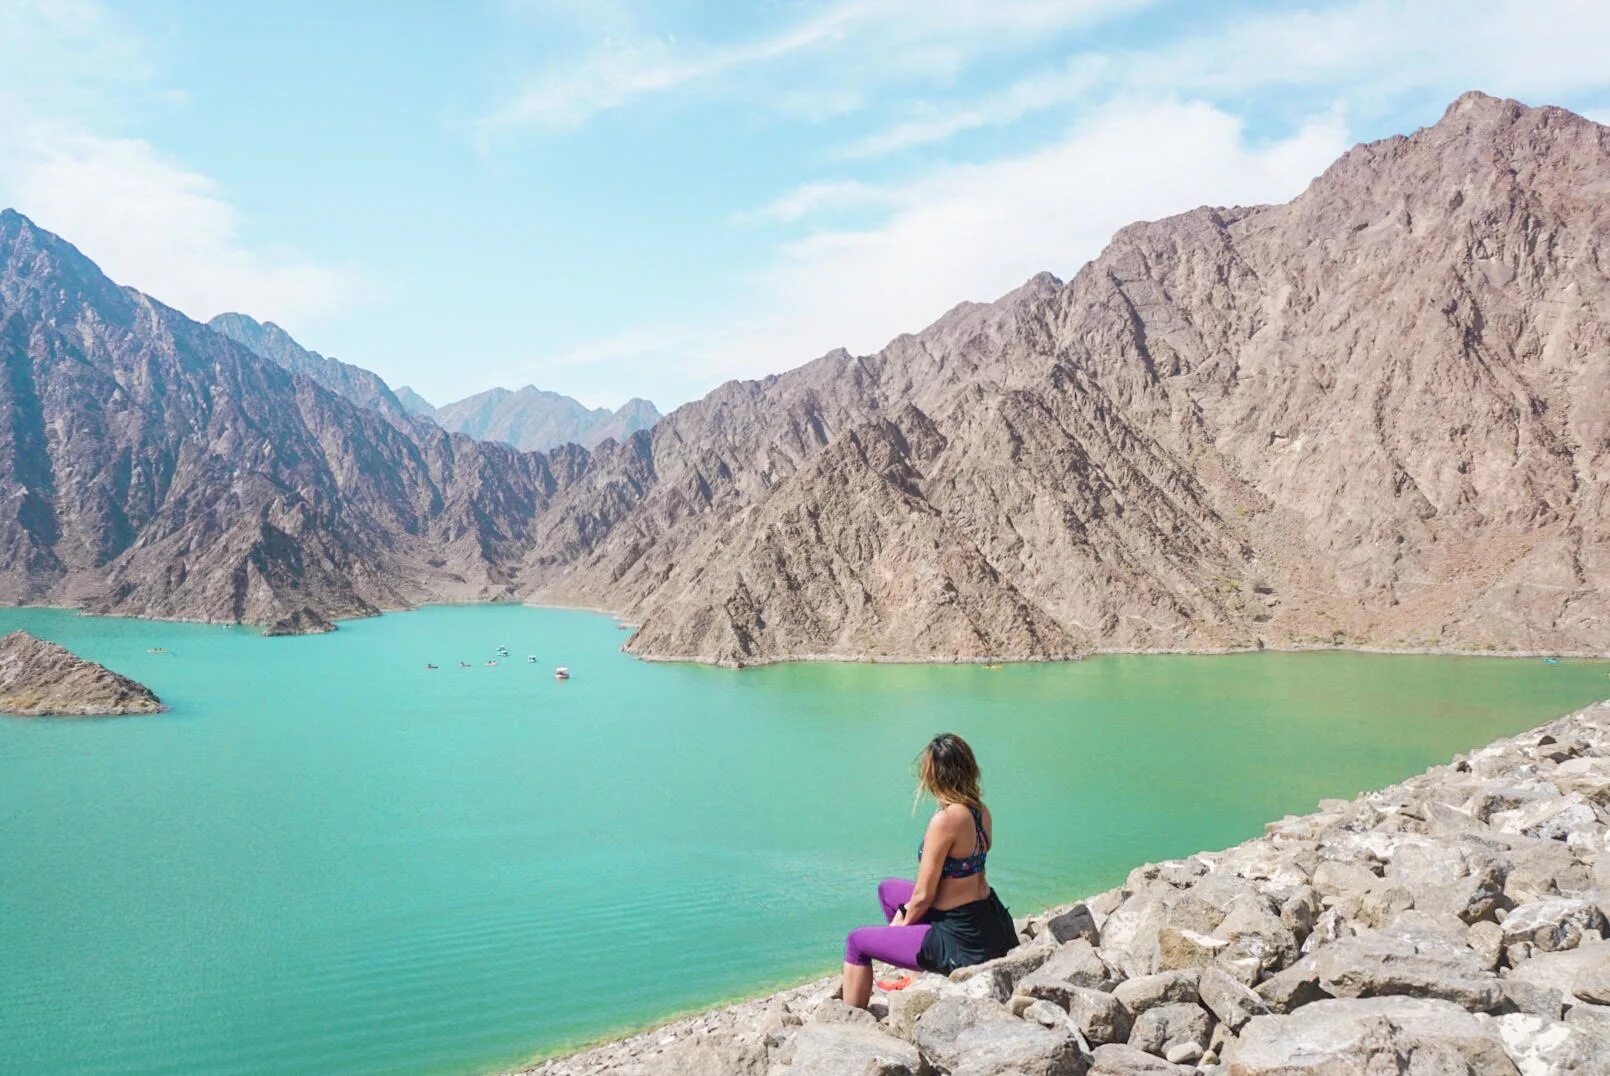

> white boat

[
  {"left": 554, "top": 666, "right": 570, "bottom": 680},
  {"left": 526, "top": 655, "right": 537, "bottom": 663}
]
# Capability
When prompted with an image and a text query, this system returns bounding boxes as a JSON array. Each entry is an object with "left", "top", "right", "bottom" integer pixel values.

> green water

[{"left": 1, "top": 605, "right": 1606, "bottom": 1074}]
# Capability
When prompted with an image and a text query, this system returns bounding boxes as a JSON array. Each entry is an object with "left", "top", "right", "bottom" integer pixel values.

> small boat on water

[
  {"left": 526, "top": 655, "right": 537, "bottom": 663},
  {"left": 486, "top": 660, "right": 499, "bottom": 667},
  {"left": 425, "top": 663, "right": 438, "bottom": 670},
  {"left": 554, "top": 666, "right": 570, "bottom": 681},
  {"left": 457, "top": 662, "right": 471, "bottom": 669},
  {"left": 147, "top": 647, "right": 166, "bottom": 654}
]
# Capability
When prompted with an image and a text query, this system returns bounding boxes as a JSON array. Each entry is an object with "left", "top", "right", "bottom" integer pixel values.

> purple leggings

[{"left": 844, "top": 878, "right": 930, "bottom": 970}]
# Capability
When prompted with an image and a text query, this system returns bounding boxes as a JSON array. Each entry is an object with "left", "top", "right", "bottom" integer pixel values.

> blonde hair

[{"left": 914, "top": 732, "right": 983, "bottom": 810}]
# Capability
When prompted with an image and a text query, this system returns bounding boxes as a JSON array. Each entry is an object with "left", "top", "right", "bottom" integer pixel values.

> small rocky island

[
  {"left": 0, "top": 631, "right": 164, "bottom": 716},
  {"left": 529, "top": 700, "right": 1610, "bottom": 1074},
  {"left": 262, "top": 606, "right": 337, "bottom": 636}
]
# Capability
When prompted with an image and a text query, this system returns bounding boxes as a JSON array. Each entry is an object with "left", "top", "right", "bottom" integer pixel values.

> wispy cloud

[
  {"left": 848, "top": 0, "right": 1610, "bottom": 157},
  {"left": 476, "top": 0, "right": 1154, "bottom": 137},
  {"left": 732, "top": 180, "right": 901, "bottom": 225},
  {"left": 0, "top": 2, "right": 360, "bottom": 326}
]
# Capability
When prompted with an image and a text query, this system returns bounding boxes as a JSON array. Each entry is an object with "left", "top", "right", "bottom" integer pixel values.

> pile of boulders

[{"left": 527, "top": 700, "right": 1610, "bottom": 1075}]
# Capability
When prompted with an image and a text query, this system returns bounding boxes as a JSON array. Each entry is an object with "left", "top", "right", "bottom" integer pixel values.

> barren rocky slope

[
  {"left": 0, "top": 630, "right": 161, "bottom": 715},
  {"left": 0, "top": 92, "right": 1605, "bottom": 661},
  {"left": 0, "top": 209, "right": 587, "bottom": 627},
  {"left": 518, "top": 92, "right": 1610, "bottom": 665},
  {"left": 527, "top": 698, "right": 1610, "bottom": 1075}
]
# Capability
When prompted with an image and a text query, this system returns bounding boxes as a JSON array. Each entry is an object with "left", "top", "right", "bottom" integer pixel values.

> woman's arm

[{"left": 894, "top": 811, "right": 952, "bottom": 925}]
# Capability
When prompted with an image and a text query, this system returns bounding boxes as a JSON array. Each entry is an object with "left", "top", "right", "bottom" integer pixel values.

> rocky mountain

[
  {"left": 429, "top": 385, "right": 661, "bottom": 452},
  {"left": 0, "top": 208, "right": 587, "bottom": 629},
  {"left": 0, "top": 631, "right": 162, "bottom": 715},
  {"left": 516, "top": 92, "right": 1610, "bottom": 664},
  {"left": 394, "top": 385, "right": 436, "bottom": 418},
  {"left": 1, "top": 92, "right": 1605, "bottom": 664},
  {"left": 208, "top": 312, "right": 417, "bottom": 430}
]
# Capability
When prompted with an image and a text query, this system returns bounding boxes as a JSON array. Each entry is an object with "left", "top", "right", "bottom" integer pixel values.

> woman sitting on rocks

[{"left": 841, "top": 732, "right": 1018, "bottom": 1008}]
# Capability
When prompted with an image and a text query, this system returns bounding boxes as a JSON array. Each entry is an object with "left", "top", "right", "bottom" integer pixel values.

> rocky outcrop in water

[
  {"left": 261, "top": 607, "right": 336, "bottom": 636},
  {"left": 525, "top": 698, "right": 1610, "bottom": 1075},
  {"left": 0, "top": 630, "right": 162, "bottom": 715}
]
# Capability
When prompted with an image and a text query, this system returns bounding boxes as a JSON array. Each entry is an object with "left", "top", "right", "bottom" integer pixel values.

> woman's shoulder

[{"left": 932, "top": 802, "right": 984, "bottom": 825}]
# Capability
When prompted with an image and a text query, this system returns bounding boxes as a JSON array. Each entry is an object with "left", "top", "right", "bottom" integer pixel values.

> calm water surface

[{"left": 2, "top": 605, "right": 1607, "bottom": 1074}]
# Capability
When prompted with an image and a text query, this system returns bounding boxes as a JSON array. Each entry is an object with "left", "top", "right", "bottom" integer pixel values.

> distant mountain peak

[{"left": 429, "top": 385, "right": 660, "bottom": 452}]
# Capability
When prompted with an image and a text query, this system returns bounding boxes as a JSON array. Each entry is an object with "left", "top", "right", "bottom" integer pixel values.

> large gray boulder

[
  {"left": 1506, "top": 940, "right": 1610, "bottom": 1004},
  {"left": 1088, "top": 1043, "right": 1193, "bottom": 1075},
  {"left": 1307, "top": 921, "right": 1504, "bottom": 1011},
  {"left": 1016, "top": 940, "right": 1118, "bottom": 1005},
  {"left": 1500, "top": 898, "right": 1605, "bottom": 955},
  {"left": 768, "top": 1022, "right": 919, "bottom": 1075},
  {"left": 1060, "top": 985, "right": 1134, "bottom": 1046},
  {"left": 1112, "top": 971, "right": 1199, "bottom": 1015},
  {"left": 911, "top": 996, "right": 1084, "bottom": 1076},
  {"left": 1126, "top": 1002, "right": 1211, "bottom": 1059},
  {"left": 1226, "top": 997, "right": 1519, "bottom": 1074},
  {"left": 949, "top": 943, "right": 1056, "bottom": 1002},
  {"left": 1198, "top": 966, "right": 1269, "bottom": 1032}
]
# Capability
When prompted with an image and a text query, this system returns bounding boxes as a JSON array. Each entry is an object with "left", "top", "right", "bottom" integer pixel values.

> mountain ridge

[{"left": 1, "top": 91, "right": 1606, "bottom": 664}]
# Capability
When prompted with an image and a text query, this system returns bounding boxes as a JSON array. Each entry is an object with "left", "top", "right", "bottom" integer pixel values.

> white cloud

[
  {"left": 0, "top": 114, "right": 360, "bottom": 326},
  {"left": 536, "top": 97, "right": 1347, "bottom": 405},
  {"left": 851, "top": 0, "right": 1610, "bottom": 156},
  {"left": 695, "top": 99, "right": 1348, "bottom": 386},
  {"left": 477, "top": 0, "right": 1154, "bottom": 135},
  {"left": 0, "top": 2, "right": 360, "bottom": 327}
]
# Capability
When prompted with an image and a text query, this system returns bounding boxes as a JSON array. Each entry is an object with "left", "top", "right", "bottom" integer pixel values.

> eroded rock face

[
  {"left": 525, "top": 91, "right": 1610, "bottom": 665},
  {"left": 10, "top": 92, "right": 1610, "bottom": 664},
  {"left": 262, "top": 607, "right": 337, "bottom": 636},
  {"left": 528, "top": 698, "right": 1610, "bottom": 1076},
  {"left": 0, "top": 631, "right": 162, "bottom": 716}
]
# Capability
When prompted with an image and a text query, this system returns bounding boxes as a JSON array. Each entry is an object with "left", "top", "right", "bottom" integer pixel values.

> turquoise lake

[{"left": 2, "top": 604, "right": 1608, "bottom": 1074}]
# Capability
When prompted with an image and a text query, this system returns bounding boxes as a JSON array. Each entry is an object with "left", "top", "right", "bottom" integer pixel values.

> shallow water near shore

[{"left": 2, "top": 604, "right": 1607, "bottom": 1074}]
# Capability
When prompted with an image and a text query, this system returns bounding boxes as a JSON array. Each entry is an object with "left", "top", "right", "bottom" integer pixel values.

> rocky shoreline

[
  {"left": 522, "top": 699, "right": 1610, "bottom": 1074},
  {"left": 0, "top": 631, "right": 163, "bottom": 716}
]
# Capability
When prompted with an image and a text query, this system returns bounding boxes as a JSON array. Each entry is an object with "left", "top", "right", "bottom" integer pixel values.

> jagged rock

[
  {"left": 0, "top": 631, "right": 163, "bottom": 716},
  {"left": 1016, "top": 940, "right": 1118, "bottom": 1004},
  {"left": 1039, "top": 904, "right": 1101, "bottom": 946},
  {"left": 1277, "top": 888, "right": 1322, "bottom": 942},
  {"left": 885, "top": 977, "right": 948, "bottom": 1038},
  {"left": 1126, "top": 1002, "right": 1211, "bottom": 1058},
  {"left": 1575, "top": 960, "right": 1610, "bottom": 1005},
  {"left": 1058, "top": 986, "right": 1133, "bottom": 1046},
  {"left": 1492, "top": 794, "right": 1601, "bottom": 842},
  {"left": 770, "top": 1022, "right": 920, "bottom": 1075},
  {"left": 1157, "top": 927, "right": 1230, "bottom": 971},
  {"left": 1088, "top": 1043, "right": 1193, "bottom": 1075},
  {"left": 1507, "top": 941, "right": 1610, "bottom": 1004},
  {"left": 1565, "top": 1001, "right": 1610, "bottom": 1036},
  {"left": 911, "top": 996, "right": 1083, "bottom": 1076},
  {"left": 1492, "top": 1013, "right": 1610, "bottom": 1075},
  {"left": 1112, "top": 972, "right": 1199, "bottom": 1015},
  {"left": 950, "top": 943, "right": 1055, "bottom": 1002},
  {"left": 1500, "top": 899, "right": 1605, "bottom": 954},
  {"left": 1308, "top": 921, "right": 1505, "bottom": 1011},
  {"left": 1498, "top": 979, "right": 1564, "bottom": 1020},
  {"left": 1227, "top": 997, "right": 1518, "bottom": 1074},
  {"left": 1198, "top": 967, "right": 1269, "bottom": 1032},
  {"left": 1468, "top": 920, "right": 1505, "bottom": 969},
  {"left": 808, "top": 998, "right": 877, "bottom": 1026},
  {"left": 1255, "top": 956, "right": 1330, "bottom": 1014},
  {"left": 262, "top": 606, "right": 337, "bottom": 636}
]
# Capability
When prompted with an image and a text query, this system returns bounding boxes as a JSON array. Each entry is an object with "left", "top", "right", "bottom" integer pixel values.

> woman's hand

[{"left": 889, "top": 909, "right": 907, "bottom": 927}]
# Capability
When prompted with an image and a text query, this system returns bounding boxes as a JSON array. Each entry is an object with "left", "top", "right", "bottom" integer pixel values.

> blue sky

[{"left": 2, "top": 1, "right": 1608, "bottom": 411}]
